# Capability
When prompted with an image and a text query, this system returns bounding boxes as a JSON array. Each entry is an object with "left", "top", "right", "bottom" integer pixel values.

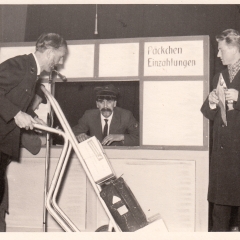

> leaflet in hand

[{"left": 216, "top": 73, "right": 227, "bottom": 126}]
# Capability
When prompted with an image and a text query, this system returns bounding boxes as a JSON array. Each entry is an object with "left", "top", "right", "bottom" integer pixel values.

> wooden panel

[
  {"left": 5, "top": 148, "right": 208, "bottom": 232},
  {"left": 6, "top": 156, "right": 87, "bottom": 232},
  {"left": 142, "top": 81, "right": 204, "bottom": 147},
  {"left": 89, "top": 158, "right": 196, "bottom": 232},
  {"left": 113, "top": 159, "right": 196, "bottom": 232},
  {"left": 0, "top": 46, "right": 34, "bottom": 63},
  {"left": 60, "top": 44, "right": 95, "bottom": 78},
  {"left": 99, "top": 42, "right": 139, "bottom": 77}
]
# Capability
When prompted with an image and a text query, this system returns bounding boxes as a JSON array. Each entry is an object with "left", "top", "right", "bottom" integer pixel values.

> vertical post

[{"left": 42, "top": 70, "right": 54, "bottom": 232}]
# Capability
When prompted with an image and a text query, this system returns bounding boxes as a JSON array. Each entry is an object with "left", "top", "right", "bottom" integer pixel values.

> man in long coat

[{"left": 201, "top": 29, "right": 240, "bottom": 231}]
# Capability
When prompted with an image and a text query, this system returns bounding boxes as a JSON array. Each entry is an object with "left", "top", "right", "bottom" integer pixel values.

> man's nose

[{"left": 104, "top": 100, "right": 107, "bottom": 108}]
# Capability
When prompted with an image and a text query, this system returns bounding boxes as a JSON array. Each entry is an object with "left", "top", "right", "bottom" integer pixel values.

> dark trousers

[
  {"left": 211, "top": 203, "right": 240, "bottom": 232},
  {"left": 0, "top": 152, "right": 10, "bottom": 204},
  {"left": 0, "top": 151, "right": 11, "bottom": 232}
]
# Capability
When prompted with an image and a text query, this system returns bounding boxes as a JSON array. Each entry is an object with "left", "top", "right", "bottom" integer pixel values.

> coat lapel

[
  {"left": 28, "top": 53, "right": 38, "bottom": 80},
  {"left": 231, "top": 69, "right": 240, "bottom": 88},
  {"left": 222, "top": 68, "right": 230, "bottom": 87}
]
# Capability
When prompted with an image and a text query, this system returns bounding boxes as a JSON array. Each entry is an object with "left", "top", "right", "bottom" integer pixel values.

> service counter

[
  {"left": 1, "top": 33, "right": 210, "bottom": 233},
  {"left": 6, "top": 146, "right": 208, "bottom": 232}
]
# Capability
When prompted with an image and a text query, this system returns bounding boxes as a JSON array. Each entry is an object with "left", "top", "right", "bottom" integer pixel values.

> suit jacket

[
  {"left": 0, "top": 54, "right": 38, "bottom": 160},
  {"left": 72, "top": 107, "right": 139, "bottom": 146}
]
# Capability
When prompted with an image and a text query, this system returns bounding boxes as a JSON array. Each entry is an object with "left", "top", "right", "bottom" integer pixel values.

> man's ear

[
  {"left": 232, "top": 46, "right": 239, "bottom": 55},
  {"left": 96, "top": 101, "right": 99, "bottom": 108},
  {"left": 114, "top": 101, "right": 117, "bottom": 107},
  {"left": 45, "top": 48, "right": 53, "bottom": 59}
]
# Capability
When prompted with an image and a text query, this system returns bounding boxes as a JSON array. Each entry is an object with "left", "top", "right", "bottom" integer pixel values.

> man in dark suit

[
  {"left": 72, "top": 84, "right": 139, "bottom": 146},
  {"left": 0, "top": 33, "right": 68, "bottom": 231}
]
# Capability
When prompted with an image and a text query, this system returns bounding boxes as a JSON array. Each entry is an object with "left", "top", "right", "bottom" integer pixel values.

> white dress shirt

[{"left": 100, "top": 113, "right": 113, "bottom": 135}]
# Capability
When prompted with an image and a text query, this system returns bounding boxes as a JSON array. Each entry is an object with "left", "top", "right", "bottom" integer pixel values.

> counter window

[{"left": 52, "top": 81, "right": 139, "bottom": 147}]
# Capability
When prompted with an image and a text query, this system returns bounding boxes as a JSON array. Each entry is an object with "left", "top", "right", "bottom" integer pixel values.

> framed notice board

[{"left": 140, "top": 36, "right": 209, "bottom": 150}]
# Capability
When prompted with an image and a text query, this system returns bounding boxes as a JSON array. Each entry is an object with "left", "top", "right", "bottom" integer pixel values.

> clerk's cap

[{"left": 94, "top": 84, "right": 119, "bottom": 100}]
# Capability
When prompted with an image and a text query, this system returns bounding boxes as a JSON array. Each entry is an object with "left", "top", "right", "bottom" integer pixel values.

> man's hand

[
  {"left": 225, "top": 88, "right": 239, "bottom": 102},
  {"left": 33, "top": 116, "right": 48, "bottom": 133},
  {"left": 102, "top": 134, "right": 124, "bottom": 146},
  {"left": 34, "top": 116, "right": 48, "bottom": 126},
  {"left": 76, "top": 133, "right": 90, "bottom": 143},
  {"left": 209, "top": 89, "right": 219, "bottom": 104},
  {"left": 14, "top": 111, "right": 36, "bottom": 130}
]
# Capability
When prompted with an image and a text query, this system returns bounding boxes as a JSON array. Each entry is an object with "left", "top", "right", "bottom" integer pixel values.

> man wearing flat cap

[{"left": 72, "top": 84, "right": 139, "bottom": 146}]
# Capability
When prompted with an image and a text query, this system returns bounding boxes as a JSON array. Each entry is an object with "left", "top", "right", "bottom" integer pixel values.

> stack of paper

[{"left": 77, "top": 136, "right": 115, "bottom": 184}]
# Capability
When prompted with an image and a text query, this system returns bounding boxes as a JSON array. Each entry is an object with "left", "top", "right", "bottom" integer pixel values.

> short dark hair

[
  {"left": 216, "top": 29, "right": 240, "bottom": 51},
  {"left": 36, "top": 33, "right": 67, "bottom": 52}
]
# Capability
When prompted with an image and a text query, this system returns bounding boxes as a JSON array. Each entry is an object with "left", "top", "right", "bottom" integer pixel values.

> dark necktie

[{"left": 103, "top": 119, "right": 108, "bottom": 139}]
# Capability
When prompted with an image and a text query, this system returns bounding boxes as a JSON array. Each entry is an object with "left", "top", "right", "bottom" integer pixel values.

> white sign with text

[{"left": 144, "top": 40, "right": 204, "bottom": 76}]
